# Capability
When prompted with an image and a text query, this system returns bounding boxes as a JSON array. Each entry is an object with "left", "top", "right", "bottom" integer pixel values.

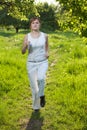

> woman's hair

[{"left": 30, "top": 16, "right": 41, "bottom": 25}]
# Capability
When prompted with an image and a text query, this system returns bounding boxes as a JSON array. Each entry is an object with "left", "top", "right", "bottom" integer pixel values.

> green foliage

[
  {"left": 0, "top": 0, "right": 35, "bottom": 19},
  {"left": 0, "top": 0, "right": 36, "bottom": 32},
  {"left": 0, "top": 1, "right": 60, "bottom": 32},
  {"left": 36, "top": 2, "right": 59, "bottom": 31},
  {"left": 0, "top": 29, "right": 87, "bottom": 130},
  {"left": 57, "top": 0, "right": 87, "bottom": 37}
]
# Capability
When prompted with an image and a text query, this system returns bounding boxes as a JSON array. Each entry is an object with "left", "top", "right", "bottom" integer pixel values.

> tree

[
  {"left": 0, "top": 0, "right": 36, "bottom": 32},
  {"left": 56, "top": 0, "right": 87, "bottom": 36},
  {"left": 36, "top": 2, "right": 59, "bottom": 31},
  {"left": 0, "top": 0, "right": 35, "bottom": 19}
]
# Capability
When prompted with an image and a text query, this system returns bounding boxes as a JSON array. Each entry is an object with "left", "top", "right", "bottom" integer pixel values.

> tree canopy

[
  {"left": 0, "top": 1, "right": 60, "bottom": 32},
  {"left": 57, "top": 0, "right": 87, "bottom": 36},
  {"left": 36, "top": 2, "right": 59, "bottom": 31},
  {"left": 0, "top": 0, "right": 87, "bottom": 36},
  {"left": 0, "top": 0, "right": 35, "bottom": 20},
  {"left": 0, "top": 0, "right": 36, "bottom": 32}
]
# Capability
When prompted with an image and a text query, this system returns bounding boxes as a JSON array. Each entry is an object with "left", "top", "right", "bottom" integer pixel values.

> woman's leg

[
  {"left": 37, "top": 61, "right": 48, "bottom": 96},
  {"left": 37, "top": 61, "right": 48, "bottom": 107},
  {"left": 27, "top": 63, "right": 40, "bottom": 110}
]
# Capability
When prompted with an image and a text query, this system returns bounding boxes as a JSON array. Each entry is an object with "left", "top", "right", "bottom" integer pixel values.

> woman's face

[{"left": 30, "top": 19, "right": 40, "bottom": 31}]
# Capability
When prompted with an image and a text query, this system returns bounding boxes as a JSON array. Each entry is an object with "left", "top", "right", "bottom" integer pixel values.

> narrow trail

[{"left": 19, "top": 49, "right": 59, "bottom": 130}]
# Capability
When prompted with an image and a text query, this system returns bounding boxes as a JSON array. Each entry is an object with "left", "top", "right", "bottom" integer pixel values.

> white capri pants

[{"left": 27, "top": 60, "right": 48, "bottom": 110}]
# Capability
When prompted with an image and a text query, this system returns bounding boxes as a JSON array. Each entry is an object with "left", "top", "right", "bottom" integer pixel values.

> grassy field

[{"left": 0, "top": 29, "right": 87, "bottom": 130}]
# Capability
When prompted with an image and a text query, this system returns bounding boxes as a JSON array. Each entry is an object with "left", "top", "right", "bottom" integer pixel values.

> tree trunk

[{"left": 15, "top": 27, "right": 19, "bottom": 33}]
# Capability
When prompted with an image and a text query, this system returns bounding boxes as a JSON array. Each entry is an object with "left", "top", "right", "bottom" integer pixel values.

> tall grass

[{"left": 0, "top": 29, "right": 87, "bottom": 130}]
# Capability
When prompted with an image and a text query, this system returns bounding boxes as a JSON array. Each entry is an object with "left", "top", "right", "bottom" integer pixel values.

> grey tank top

[{"left": 27, "top": 32, "right": 47, "bottom": 62}]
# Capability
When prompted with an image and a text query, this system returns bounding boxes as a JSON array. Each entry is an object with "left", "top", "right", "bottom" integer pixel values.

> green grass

[{"left": 0, "top": 29, "right": 87, "bottom": 130}]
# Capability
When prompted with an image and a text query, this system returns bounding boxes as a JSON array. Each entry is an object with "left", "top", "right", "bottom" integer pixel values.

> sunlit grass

[{"left": 0, "top": 29, "right": 87, "bottom": 130}]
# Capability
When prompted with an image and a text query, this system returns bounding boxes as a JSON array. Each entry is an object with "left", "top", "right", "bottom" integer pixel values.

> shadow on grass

[
  {"left": 82, "top": 119, "right": 87, "bottom": 130},
  {"left": 0, "top": 29, "right": 28, "bottom": 37},
  {"left": 25, "top": 111, "right": 44, "bottom": 130},
  {"left": 0, "top": 31, "right": 16, "bottom": 37}
]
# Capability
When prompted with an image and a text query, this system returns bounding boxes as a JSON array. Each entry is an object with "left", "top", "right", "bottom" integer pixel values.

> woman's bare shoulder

[
  {"left": 42, "top": 32, "right": 48, "bottom": 38},
  {"left": 24, "top": 33, "right": 31, "bottom": 42}
]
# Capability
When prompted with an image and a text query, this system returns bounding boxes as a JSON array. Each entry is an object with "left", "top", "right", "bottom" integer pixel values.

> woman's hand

[
  {"left": 45, "top": 34, "right": 49, "bottom": 59},
  {"left": 22, "top": 35, "right": 29, "bottom": 54},
  {"left": 45, "top": 52, "right": 49, "bottom": 59}
]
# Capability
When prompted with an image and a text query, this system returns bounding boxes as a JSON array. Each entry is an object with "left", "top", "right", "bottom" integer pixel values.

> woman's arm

[
  {"left": 22, "top": 35, "right": 28, "bottom": 54},
  {"left": 45, "top": 34, "right": 49, "bottom": 58}
]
